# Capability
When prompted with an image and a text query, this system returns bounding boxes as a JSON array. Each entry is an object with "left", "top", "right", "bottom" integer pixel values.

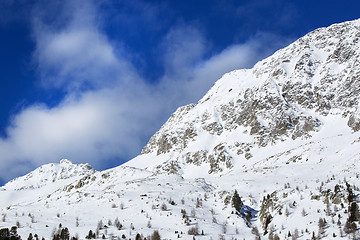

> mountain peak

[
  {"left": 137, "top": 17, "right": 360, "bottom": 174},
  {"left": 2, "top": 159, "right": 94, "bottom": 191},
  {"left": 59, "top": 158, "right": 72, "bottom": 165}
]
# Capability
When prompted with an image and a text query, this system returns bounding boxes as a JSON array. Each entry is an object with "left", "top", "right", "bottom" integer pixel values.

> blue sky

[{"left": 0, "top": 0, "right": 359, "bottom": 185}]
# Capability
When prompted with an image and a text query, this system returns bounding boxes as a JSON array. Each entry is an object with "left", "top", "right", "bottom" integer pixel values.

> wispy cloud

[
  {"left": 32, "top": 0, "right": 138, "bottom": 91},
  {"left": 159, "top": 29, "right": 292, "bottom": 104},
  {"left": 0, "top": 0, "right": 291, "bottom": 183},
  {"left": 161, "top": 25, "right": 207, "bottom": 77}
]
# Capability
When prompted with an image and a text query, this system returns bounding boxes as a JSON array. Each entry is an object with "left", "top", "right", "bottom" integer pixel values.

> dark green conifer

[
  {"left": 135, "top": 233, "right": 142, "bottom": 240},
  {"left": 231, "top": 190, "right": 243, "bottom": 213},
  {"left": 28, "top": 233, "right": 33, "bottom": 240}
]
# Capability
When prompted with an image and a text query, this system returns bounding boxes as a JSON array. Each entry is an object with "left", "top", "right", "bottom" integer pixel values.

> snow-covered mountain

[
  {"left": 1, "top": 19, "right": 360, "bottom": 240},
  {"left": 139, "top": 17, "right": 360, "bottom": 174},
  {"left": 3, "top": 159, "right": 94, "bottom": 191}
]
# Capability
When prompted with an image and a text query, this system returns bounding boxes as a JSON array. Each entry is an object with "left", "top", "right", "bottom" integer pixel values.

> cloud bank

[{"left": 0, "top": 0, "right": 291, "bottom": 183}]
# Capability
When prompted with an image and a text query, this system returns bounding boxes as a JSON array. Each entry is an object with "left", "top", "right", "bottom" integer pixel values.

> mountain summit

[
  {"left": 2, "top": 159, "right": 94, "bottom": 191},
  {"left": 1, "top": 19, "right": 360, "bottom": 240},
  {"left": 136, "top": 18, "right": 360, "bottom": 174}
]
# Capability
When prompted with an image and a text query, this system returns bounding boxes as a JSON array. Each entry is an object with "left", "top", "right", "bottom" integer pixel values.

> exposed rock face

[
  {"left": 140, "top": 19, "right": 360, "bottom": 173},
  {"left": 141, "top": 104, "right": 197, "bottom": 155}
]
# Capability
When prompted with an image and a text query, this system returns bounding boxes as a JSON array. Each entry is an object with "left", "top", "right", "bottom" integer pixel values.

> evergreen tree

[
  {"left": 346, "top": 182, "right": 355, "bottom": 203},
  {"left": 0, "top": 228, "right": 9, "bottom": 240},
  {"left": 150, "top": 230, "right": 160, "bottom": 240},
  {"left": 273, "top": 233, "right": 280, "bottom": 240},
  {"left": 349, "top": 202, "right": 359, "bottom": 222},
  {"left": 318, "top": 218, "right": 326, "bottom": 238},
  {"left": 0, "top": 227, "right": 21, "bottom": 240},
  {"left": 343, "top": 218, "right": 356, "bottom": 234},
  {"left": 343, "top": 195, "right": 360, "bottom": 235},
  {"left": 86, "top": 230, "right": 93, "bottom": 239},
  {"left": 196, "top": 198, "right": 202, "bottom": 208},
  {"left": 52, "top": 233, "right": 60, "bottom": 240},
  {"left": 263, "top": 215, "right": 272, "bottom": 234},
  {"left": 188, "top": 225, "right": 199, "bottom": 235},
  {"left": 135, "top": 233, "right": 142, "bottom": 240},
  {"left": 114, "top": 218, "right": 122, "bottom": 230},
  {"left": 161, "top": 203, "right": 167, "bottom": 211},
  {"left": 60, "top": 228, "right": 70, "bottom": 240},
  {"left": 10, "top": 227, "right": 18, "bottom": 236},
  {"left": 231, "top": 190, "right": 243, "bottom": 213}
]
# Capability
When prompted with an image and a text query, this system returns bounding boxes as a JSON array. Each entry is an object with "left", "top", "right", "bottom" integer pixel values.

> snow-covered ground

[{"left": 1, "top": 134, "right": 359, "bottom": 240}]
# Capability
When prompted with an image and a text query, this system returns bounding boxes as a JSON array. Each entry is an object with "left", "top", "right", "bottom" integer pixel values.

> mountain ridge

[
  {"left": 136, "top": 18, "right": 360, "bottom": 174},
  {"left": 1, "top": 159, "right": 94, "bottom": 191}
]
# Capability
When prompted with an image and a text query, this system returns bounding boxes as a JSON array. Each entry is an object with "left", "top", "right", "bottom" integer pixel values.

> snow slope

[{"left": 1, "top": 19, "right": 360, "bottom": 240}]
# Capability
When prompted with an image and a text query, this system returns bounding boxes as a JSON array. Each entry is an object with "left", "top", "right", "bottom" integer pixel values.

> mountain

[
  {"left": 1, "top": 19, "right": 360, "bottom": 240},
  {"left": 3, "top": 159, "right": 94, "bottom": 191},
  {"left": 138, "top": 17, "right": 360, "bottom": 173}
]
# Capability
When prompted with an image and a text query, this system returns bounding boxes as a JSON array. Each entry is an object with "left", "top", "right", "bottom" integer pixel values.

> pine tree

[
  {"left": 346, "top": 182, "right": 355, "bottom": 203},
  {"left": 343, "top": 218, "right": 356, "bottom": 234},
  {"left": 349, "top": 202, "right": 359, "bottom": 222},
  {"left": 231, "top": 190, "right": 243, "bottom": 213},
  {"left": 263, "top": 214, "right": 272, "bottom": 234},
  {"left": 60, "top": 227, "right": 70, "bottom": 240},
  {"left": 343, "top": 198, "right": 360, "bottom": 235},
  {"left": 10, "top": 226, "right": 19, "bottom": 238},
  {"left": 273, "top": 233, "right": 280, "bottom": 240},
  {"left": 151, "top": 230, "right": 160, "bottom": 240},
  {"left": 188, "top": 225, "right": 199, "bottom": 235},
  {"left": 318, "top": 218, "right": 326, "bottom": 238},
  {"left": 86, "top": 230, "right": 94, "bottom": 239},
  {"left": 196, "top": 198, "right": 202, "bottom": 208},
  {"left": 161, "top": 203, "right": 167, "bottom": 211},
  {"left": 114, "top": 217, "right": 122, "bottom": 230}
]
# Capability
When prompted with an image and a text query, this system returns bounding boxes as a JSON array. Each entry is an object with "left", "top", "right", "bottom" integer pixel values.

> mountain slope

[
  {"left": 1, "top": 19, "right": 360, "bottom": 240},
  {"left": 137, "top": 18, "right": 360, "bottom": 174}
]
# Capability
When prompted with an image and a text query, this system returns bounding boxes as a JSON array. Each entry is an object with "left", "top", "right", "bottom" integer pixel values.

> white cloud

[
  {"left": 32, "top": 0, "right": 137, "bottom": 91},
  {"left": 159, "top": 30, "right": 291, "bottom": 104},
  {"left": 0, "top": 1, "right": 291, "bottom": 183},
  {"left": 0, "top": 85, "right": 165, "bottom": 180},
  {"left": 161, "top": 25, "right": 207, "bottom": 77}
]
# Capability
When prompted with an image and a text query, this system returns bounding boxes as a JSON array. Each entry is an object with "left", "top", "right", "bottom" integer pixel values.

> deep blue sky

[{"left": 0, "top": 0, "right": 359, "bottom": 185}]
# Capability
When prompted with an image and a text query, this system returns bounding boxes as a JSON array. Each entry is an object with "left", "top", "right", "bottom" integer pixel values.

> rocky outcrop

[{"left": 140, "top": 19, "right": 360, "bottom": 173}]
